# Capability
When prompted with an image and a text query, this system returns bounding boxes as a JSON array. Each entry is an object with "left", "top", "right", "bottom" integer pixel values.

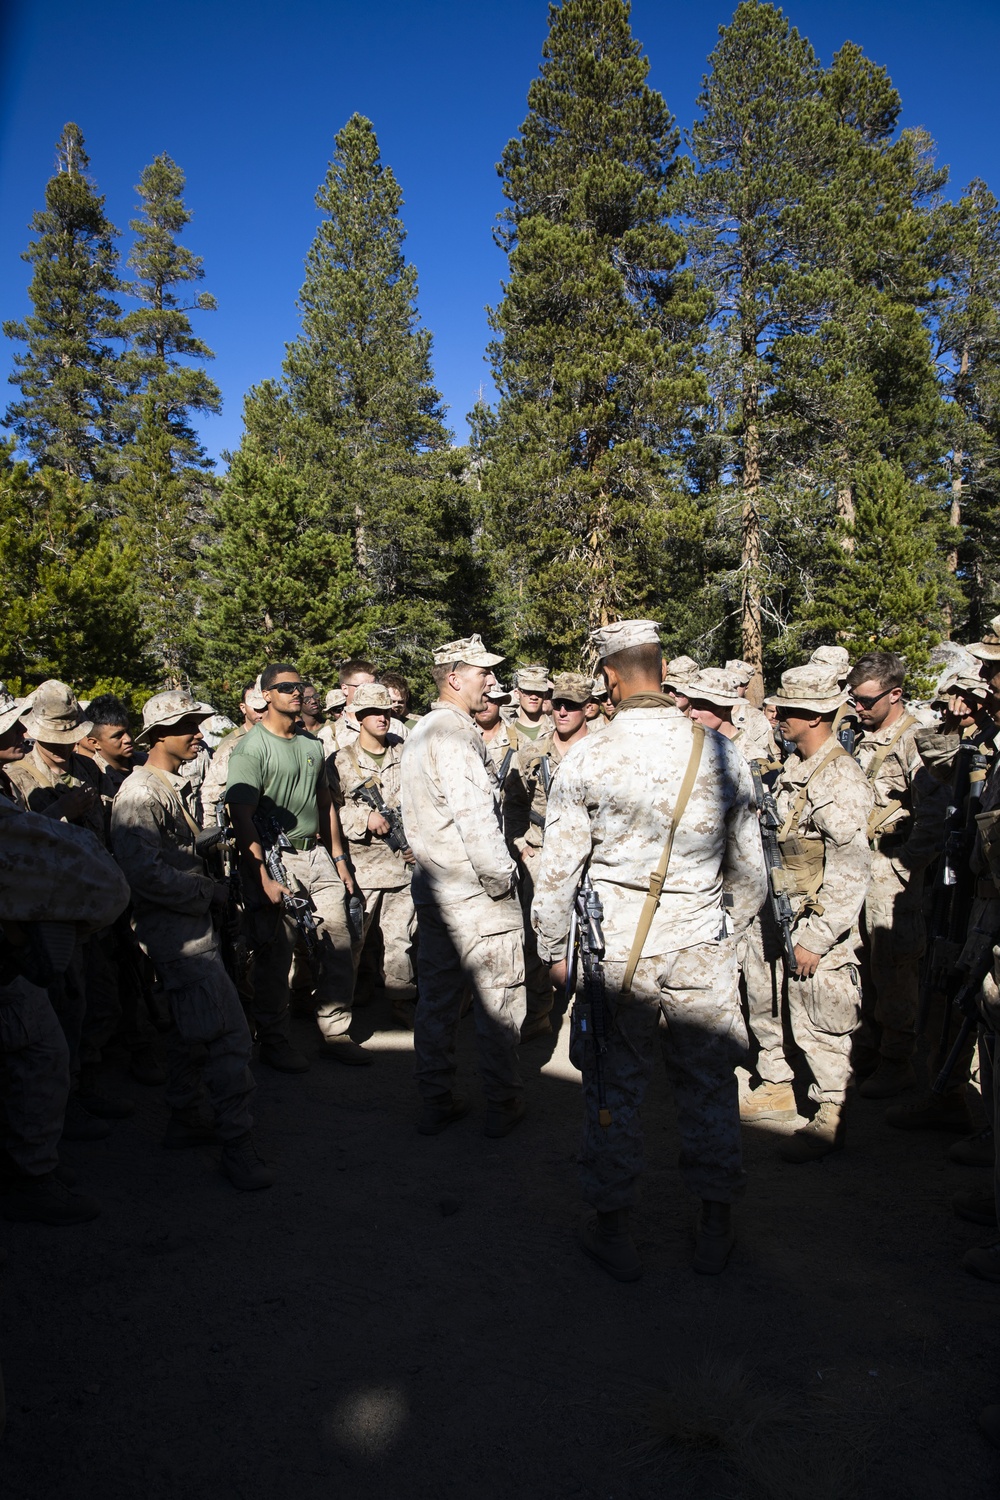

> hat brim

[
  {"left": 135, "top": 704, "right": 214, "bottom": 747},
  {"left": 764, "top": 693, "right": 847, "bottom": 713},
  {"left": 20, "top": 712, "right": 93, "bottom": 744},
  {"left": 967, "top": 643, "right": 1000, "bottom": 662},
  {"left": 0, "top": 702, "right": 27, "bottom": 735},
  {"left": 689, "top": 692, "right": 741, "bottom": 709}
]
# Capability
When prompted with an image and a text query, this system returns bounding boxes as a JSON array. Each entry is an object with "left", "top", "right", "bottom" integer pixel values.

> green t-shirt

[
  {"left": 516, "top": 720, "right": 544, "bottom": 741},
  {"left": 225, "top": 724, "right": 324, "bottom": 842}
]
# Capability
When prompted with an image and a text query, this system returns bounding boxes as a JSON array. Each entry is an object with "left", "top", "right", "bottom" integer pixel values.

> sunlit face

[
  {"left": 850, "top": 677, "right": 901, "bottom": 730},
  {"left": 343, "top": 672, "right": 375, "bottom": 706},
  {"left": 0, "top": 720, "right": 26, "bottom": 763},
  {"left": 386, "top": 688, "right": 406, "bottom": 717},
  {"left": 90, "top": 721, "right": 133, "bottom": 771},
  {"left": 688, "top": 702, "right": 726, "bottom": 733},
  {"left": 551, "top": 698, "right": 586, "bottom": 735},
  {"left": 300, "top": 688, "right": 322, "bottom": 719},
  {"left": 155, "top": 716, "right": 207, "bottom": 762},
  {"left": 474, "top": 700, "right": 502, "bottom": 730}
]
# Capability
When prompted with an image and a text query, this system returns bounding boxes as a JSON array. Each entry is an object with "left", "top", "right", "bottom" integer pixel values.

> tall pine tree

[
  {"left": 3, "top": 123, "right": 123, "bottom": 484},
  {"left": 477, "top": 0, "right": 706, "bottom": 661}
]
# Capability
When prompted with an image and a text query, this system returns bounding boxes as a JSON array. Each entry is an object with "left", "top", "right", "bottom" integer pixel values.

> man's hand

[
  {"left": 367, "top": 811, "right": 391, "bottom": 837},
  {"left": 210, "top": 879, "right": 230, "bottom": 909},
  {"left": 56, "top": 785, "right": 99, "bottom": 821},
  {"left": 549, "top": 958, "right": 569, "bottom": 990},
  {"left": 261, "top": 872, "right": 291, "bottom": 907},
  {"left": 792, "top": 945, "right": 821, "bottom": 979},
  {"left": 519, "top": 845, "right": 537, "bottom": 860},
  {"left": 336, "top": 862, "right": 357, "bottom": 897}
]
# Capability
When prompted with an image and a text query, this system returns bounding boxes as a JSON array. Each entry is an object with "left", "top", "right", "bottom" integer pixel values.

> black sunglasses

[
  {"left": 851, "top": 687, "right": 892, "bottom": 710},
  {"left": 270, "top": 682, "right": 304, "bottom": 695}
]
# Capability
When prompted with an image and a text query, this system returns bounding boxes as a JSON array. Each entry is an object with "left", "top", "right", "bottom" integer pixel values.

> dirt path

[{"left": 0, "top": 996, "right": 996, "bottom": 1499}]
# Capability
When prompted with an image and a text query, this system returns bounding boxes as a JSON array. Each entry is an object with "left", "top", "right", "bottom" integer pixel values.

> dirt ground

[{"left": 0, "top": 992, "right": 997, "bottom": 1500}]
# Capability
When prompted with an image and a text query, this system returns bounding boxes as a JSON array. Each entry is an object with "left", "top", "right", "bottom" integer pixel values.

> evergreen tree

[
  {"left": 117, "top": 154, "right": 221, "bottom": 681},
  {"left": 3, "top": 123, "right": 123, "bottom": 483},
  {"left": 478, "top": 0, "right": 706, "bottom": 661},
  {"left": 0, "top": 444, "right": 156, "bottom": 703}
]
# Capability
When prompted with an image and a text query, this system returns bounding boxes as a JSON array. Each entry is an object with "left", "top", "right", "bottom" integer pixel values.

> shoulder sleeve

[{"left": 225, "top": 733, "right": 264, "bottom": 807}]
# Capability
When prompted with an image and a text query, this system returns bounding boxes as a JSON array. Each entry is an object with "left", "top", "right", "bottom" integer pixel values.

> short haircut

[
  {"left": 378, "top": 671, "right": 410, "bottom": 707},
  {"left": 240, "top": 681, "right": 257, "bottom": 702},
  {"left": 338, "top": 659, "right": 375, "bottom": 686},
  {"left": 87, "top": 694, "right": 130, "bottom": 730},
  {"left": 431, "top": 662, "right": 454, "bottom": 691},
  {"left": 847, "top": 652, "right": 905, "bottom": 693},
  {"left": 260, "top": 661, "right": 299, "bottom": 690},
  {"left": 602, "top": 642, "right": 663, "bottom": 679}
]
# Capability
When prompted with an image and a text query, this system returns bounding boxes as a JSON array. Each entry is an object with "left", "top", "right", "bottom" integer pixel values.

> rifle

[
  {"left": 837, "top": 723, "right": 856, "bottom": 754},
  {"left": 350, "top": 777, "right": 412, "bottom": 858},
  {"left": 750, "top": 762, "right": 799, "bottom": 976},
  {"left": 198, "top": 816, "right": 247, "bottom": 990},
  {"left": 566, "top": 875, "right": 612, "bottom": 1128},
  {"left": 252, "top": 812, "right": 319, "bottom": 958},
  {"left": 930, "top": 938, "right": 997, "bottom": 1096}
]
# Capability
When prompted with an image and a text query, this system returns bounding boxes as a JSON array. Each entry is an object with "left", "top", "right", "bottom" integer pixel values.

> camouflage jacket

[
  {"left": 335, "top": 736, "right": 410, "bottom": 890},
  {"left": 6, "top": 744, "right": 106, "bottom": 845},
  {"left": 854, "top": 713, "right": 947, "bottom": 870},
  {"left": 0, "top": 798, "right": 128, "bottom": 929},
  {"left": 504, "top": 726, "right": 596, "bottom": 852},
  {"left": 200, "top": 725, "right": 249, "bottom": 828}
]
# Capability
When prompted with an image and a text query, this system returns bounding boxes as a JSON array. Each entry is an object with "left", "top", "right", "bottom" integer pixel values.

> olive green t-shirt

[
  {"left": 225, "top": 724, "right": 324, "bottom": 842},
  {"left": 516, "top": 720, "right": 543, "bottom": 741}
]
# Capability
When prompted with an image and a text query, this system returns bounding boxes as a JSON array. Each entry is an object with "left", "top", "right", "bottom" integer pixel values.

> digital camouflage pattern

[{"left": 0, "top": 800, "right": 128, "bottom": 928}]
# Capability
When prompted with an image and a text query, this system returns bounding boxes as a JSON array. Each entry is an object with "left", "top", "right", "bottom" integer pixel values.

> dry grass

[{"left": 624, "top": 1355, "right": 883, "bottom": 1500}]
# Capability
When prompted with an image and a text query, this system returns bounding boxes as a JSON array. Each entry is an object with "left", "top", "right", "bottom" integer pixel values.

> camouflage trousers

[
  {"left": 570, "top": 943, "right": 748, "bottom": 1212},
  {"left": 517, "top": 853, "right": 555, "bottom": 1022},
  {"left": 0, "top": 977, "right": 70, "bottom": 1175},
  {"left": 739, "top": 909, "right": 794, "bottom": 1086},
  {"left": 246, "top": 844, "right": 360, "bottom": 1044},
  {"left": 156, "top": 945, "right": 255, "bottom": 1140},
  {"left": 858, "top": 850, "right": 925, "bottom": 1060},
  {"left": 360, "top": 884, "right": 416, "bottom": 992},
  {"left": 413, "top": 897, "right": 526, "bottom": 1104},
  {"left": 786, "top": 943, "right": 861, "bottom": 1104}
]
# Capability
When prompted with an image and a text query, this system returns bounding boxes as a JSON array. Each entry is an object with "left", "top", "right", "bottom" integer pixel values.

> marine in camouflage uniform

[
  {"left": 502, "top": 664, "right": 553, "bottom": 741},
  {"left": 112, "top": 690, "right": 272, "bottom": 1189},
  {"left": 400, "top": 635, "right": 526, "bottom": 1137},
  {"left": 726, "top": 659, "right": 780, "bottom": 762},
  {"left": 532, "top": 622, "right": 767, "bottom": 1280},
  {"left": 764, "top": 665, "right": 874, "bottom": 1162},
  {"left": 201, "top": 679, "right": 268, "bottom": 828}
]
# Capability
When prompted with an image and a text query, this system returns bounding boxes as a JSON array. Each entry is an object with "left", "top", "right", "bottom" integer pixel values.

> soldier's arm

[
  {"left": 722, "top": 759, "right": 768, "bottom": 936},
  {"left": 110, "top": 793, "right": 215, "bottom": 915},
  {"left": 793, "top": 774, "right": 872, "bottom": 957},
  {"left": 333, "top": 749, "right": 372, "bottom": 842},
  {"left": 318, "top": 773, "right": 357, "bottom": 894},
  {"left": 440, "top": 735, "right": 516, "bottom": 898},
  {"left": 502, "top": 749, "right": 534, "bottom": 851},
  {"left": 531, "top": 764, "right": 592, "bottom": 963},
  {"left": 896, "top": 748, "right": 950, "bottom": 873}
]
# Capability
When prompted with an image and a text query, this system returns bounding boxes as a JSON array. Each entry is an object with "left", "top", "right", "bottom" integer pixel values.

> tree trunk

[{"left": 740, "top": 324, "right": 764, "bottom": 703}]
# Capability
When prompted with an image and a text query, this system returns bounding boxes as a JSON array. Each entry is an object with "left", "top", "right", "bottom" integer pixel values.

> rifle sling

[
  {"left": 145, "top": 766, "right": 203, "bottom": 843},
  {"left": 622, "top": 723, "right": 705, "bottom": 994}
]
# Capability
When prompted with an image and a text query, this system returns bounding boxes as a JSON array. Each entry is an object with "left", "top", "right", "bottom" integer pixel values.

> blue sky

[{"left": 2, "top": 0, "right": 999, "bottom": 465}]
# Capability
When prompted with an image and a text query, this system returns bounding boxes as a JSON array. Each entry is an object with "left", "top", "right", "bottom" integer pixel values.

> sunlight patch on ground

[{"left": 326, "top": 1383, "right": 409, "bottom": 1456}]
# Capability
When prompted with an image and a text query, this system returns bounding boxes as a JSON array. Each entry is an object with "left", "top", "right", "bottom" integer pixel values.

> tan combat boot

[
  {"left": 780, "top": 1100, "right": 845, "bottom": 1163},
  {"left": 740, "top": 1081, "right": 797, "bottom": 1121}
]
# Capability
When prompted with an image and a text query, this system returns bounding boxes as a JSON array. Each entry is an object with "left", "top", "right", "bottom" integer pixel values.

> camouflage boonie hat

[
  {"left": 514, "top": 663, "right": 552, "bottom": 693},
  {"left": 245, "top": 676, "right": 268, "bottom": 712},
  {"left": 0, "top": 681, "right": 28, "bottom": 736},
  {"left": 352, "top": 683, "right": 393, "bottom": 716},
  {"left": 809, "top": 645, "right": 851, "bottom": 683},
  {"left": 20, "top": 680, "right": 92, "bottom": 745},
  {"left": 936, "top": 667, "right": 989, "bottom": 704},
  {"left": 324, "top": 687, "right": 348, "bottom": 712},
  {"left": 686, "top": 668, "right": 742, "bottom": 708},
  {"left": 136, "top": 689, "right": 215, "bottom": 747},
  {"left": 724, "top": 658, "right": 756, "bottom": 687},
  {"left": 549, "top": 672, "right": 592, "bottom": 705},
  {"left": 766, "top": 664, "right": 847, "bottom": 714},
  {"left": 484, "top": 682, "right": 512, "bottom": 702},
  {"left": 590, "top": 677, "right": 608, "bottom": 701},
  {"left": 432, "top": 633, "right": 505, "bottom": 668},
  {"left": 590, "top": 619, "right": 660, "bottom": 662},
  {"left": 967, "top": 615, "right": 1000, "bottom": 663},
  {"left": 662, "top": 654, "right": 700, "bottom": 691}
]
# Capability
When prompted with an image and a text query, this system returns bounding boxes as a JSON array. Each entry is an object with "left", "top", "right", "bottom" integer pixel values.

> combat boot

[
  {"left": 885, "top": 1089, "right": 974, "bottom": 1134},
  {"left": 740, "top": 1082, "right": 797, "bottom": 1121},
  {"left": 780, "top": 1100, "right": 844, "bottom": 1163},
  {"left": 962, "top": 1241, "right": 1000, "bottom": 1284},
  {"left": 317, "top": 1037, "right": 373, "bottom": 1066},
  {"left": 484, "top": 1097, "right": 526, "bottom": 1138},
  {"left": 220, "top": 1134, "right": 274, "bottom": 1191},
  {"left": 578, "top": 1209, "right": 642, "bottom": 1282},
  {"left": 162, "top": 1104, "right": 216, "bottom": 1149},
  {"left": 953, "top": 1190, "right": 997, "bottom": 1226},
  {"left": 258, "top": 1038, "right": 310, "bottom": 1073},
  {"left": 60, "top": 1094, "right": 112, "bottom": 1142},
  {"left": 949, "top": 1126, "right": 994, "bottom": 1168},
  {"left": 857, "top": 1056, "right": 916, "bottom": 1099},
  {"left": 417, "top": 1093, "right": 470, "bottom": 1136},
  {"left": 1, "top": 1170, "right": 101, "bottom": 1225},
  {"left": 693, "top": 1200, "right": 734, "bottom": 1274}
]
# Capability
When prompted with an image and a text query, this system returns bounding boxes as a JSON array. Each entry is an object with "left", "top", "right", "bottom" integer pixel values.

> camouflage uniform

[
  {"left": 731, "top": 701, "right": 779, "bottom": 764},
  {"left": 111, "top": 762, "right": 256, "bottom": 1138},
  {"left": 854, "top": 714, "right": 949, "bottom": 1061},
  {"left": 532, "top": 653, "right": 767, "bottom": 1211},
  {"left": 201, "top": 725, "right": 250, "bottom": 828},
  {"left": 401, "top": 676, "right": 526, "bottom": 1105},
  {"left": 336, "top": 732, "right": 415, "bottom": 991},
  {"left": 7, "top": 743, "right": 106, "bottom": 845}
]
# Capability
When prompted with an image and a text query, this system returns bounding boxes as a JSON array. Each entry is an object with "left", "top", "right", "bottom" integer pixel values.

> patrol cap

[
  {"left": 590, "top": 677, "right": 608, "bottom": 701},
  {"left": 324, "top": 687, "right": 348, "bottom": 712},
  {"left": 967, "top": 615, "right": 1000, "bottom": 663},
  {"left": 809, "top": 645, "right": 851, "bottom": 683},
  {"left": 590, "top": 619, "right": 661, "bottom": 662},
  {"left": 550, "top": 671, "right": 592, "bottom": 705},
  {"left": 514, "top": 663, "right": 552, "bottom": 693},
  {"left": 937, "top": 667, "right": 988, "bottom": 704},
  {"left": 246, "top": 677, "right": 268, "bottom": 712},
  {"left": 686, "top": 668, "right": 742, "bottom": 708},
  {"left": 0, "top": 682, "right": 28, "bottom": 736},
  {"left": 662, "top": 654, "right": 700, "bottom": 690},
  {"left": 484, "top": 683, "right": 512, "bottom": 703},
  {"left": 432, "top": 633, "right": 505, "bottom": 669},
  {"left": 135, "top": 689, "right": 215, "bottom": 747},
  {"left": 724, "top": 658, "right": 755, "bottom": 687},
  {"left": 765, "top": 664, "right": 847, "bottom": 714},
  {"left": 20, "top": 680, "right": 92, "bottom": 745},
  {"left": 352, "top": 683, "right": 393, "bottom": 716}
]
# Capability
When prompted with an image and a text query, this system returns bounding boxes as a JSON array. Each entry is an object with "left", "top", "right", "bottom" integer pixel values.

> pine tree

[
  {"left": 478, "top": 0, "right": 706, "bottom": 661},
  {"left": 0, "top": 444, "right": 156, "bottom": 704},
  {"left": 117, "top": 154, "right": 221, "bottom": 681},
  {"left": 3, "top": 123, "right": 123, "bottom": 483}
]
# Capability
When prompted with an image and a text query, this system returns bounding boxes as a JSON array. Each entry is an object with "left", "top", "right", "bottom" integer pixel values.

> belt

[{"left": 284, "top": 834, "right": 318, "bottom": 852}]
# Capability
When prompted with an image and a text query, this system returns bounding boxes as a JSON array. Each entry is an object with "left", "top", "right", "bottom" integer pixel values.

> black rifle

[
  {"left": 918, "top": 744, "right": 988, "bottom": 1038},
  {"left": 566, "top": 875, "right": 612, "bottom": 1128},
  {"left": 198, "top": 819, "right": 247, "bottom": 990},
  {"left": 350, "top": 777, "right": 412, "bottom": 858},
  {"left": 837, "top": 723, "right": 856, "bottom": 754},
  {"left": 930, "top": 938, "right": 997, "bottom": 1096},
  {"left": 750, "top": 762, "right": 799, "bottom": 976},
  {"left": 253, "top": 813, "right": 319, "bottom": 957}
]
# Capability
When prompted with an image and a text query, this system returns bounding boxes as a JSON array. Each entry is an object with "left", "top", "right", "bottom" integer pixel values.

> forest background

[{"left": 3, "top": 0, "right": 1000, "bottom": 710}]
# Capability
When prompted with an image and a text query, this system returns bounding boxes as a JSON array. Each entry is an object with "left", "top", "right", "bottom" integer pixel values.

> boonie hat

[
  {"left": 590, "top": 619, "right": 660, "bottom": 662},
  {"left": 686, "top": 668, "right": 742, "bottom": 708},
  {"left": 246, "top": 677, "right": 268, "bottom": 712},
  {"left": 766, "top": 664, "right": 847, "bottom": 714},
  {"left": 967, "top": 615, "right": 1000, "bottom": 663},
  {"left": 590, "top": 677, "right": 608, "bottom": 701},
  {"left": 432, "top": 634, "right": 505, "bottom": 669},
  {"left": 0, "top": 682, "right": 28, "bottom": 736},
  {"left": 485, "top": 683, "right": 512, "bottom": 703},
  {"left": 324, "top": 687, "right": 348, "bottom": 712},
  {"left": 136, "top": 689, "right": 215, "bottom": 747},
  {"left": 810, "top": 645, "right": 851, "bottom": 683},
  {"left": 550, "top": 672, "right": 592, "bottom": 705},
  {"left": 20, "top": 680, "right": 92, "bottom": 745},
  {"left": 514, "top": 663, "right": 552, "bottom": 693},
  {"left": 352, "top": 683, "right": 393, "bottom": 716},
  {"left": 662, "top": 654, "right": 700, "bottom": 691},
  {"left": 724, "top": 658, "right": 756, "bottom": 687}
]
